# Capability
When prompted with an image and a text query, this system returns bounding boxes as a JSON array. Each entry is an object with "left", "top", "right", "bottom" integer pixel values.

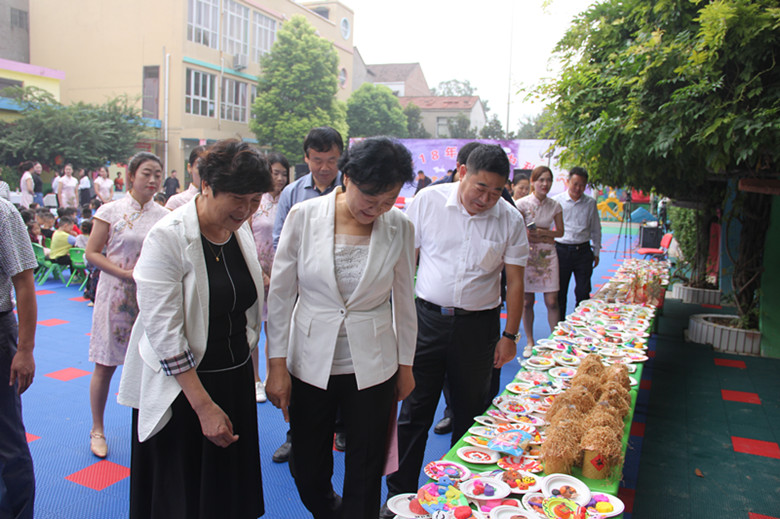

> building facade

[
  {"left": 398, "top": 96, "right": 486, "bottom": 138},
  {"left": 29, "top": 0, "right": 355, "bottom": 177}
]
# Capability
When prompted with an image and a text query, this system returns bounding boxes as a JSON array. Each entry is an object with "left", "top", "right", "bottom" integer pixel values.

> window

[
  {"left": 0, "top": 78, "right": 23, "bottom": 96},
  {"left": 436, "top": 117, "right": 451, "bottom": 138},
  {"left": 185, "top": 69, "right": 216, "bottom": 117},
  {"left": 142, "top": 66, "right": 160, "bottom": 119},
  {"left": 223, "top": 0, "right": 250, "bottom": 58},
  {"left": 252, "top": 12, "right": 277, "bottom": 63},
  {"left": 221, "top": 77, "right": 248, "bottom": 122},
  {"left": 10, "top": 8, "right": 29, "bottom": 30},
  {"left": 187, "top": 0, "right": 219, "bottom": 49}
]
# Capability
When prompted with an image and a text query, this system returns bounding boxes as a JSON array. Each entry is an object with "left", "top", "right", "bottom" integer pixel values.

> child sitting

[
  {"left": 49, "top": 216, "right": 77, "bottom": 267},
  {"left": 74, "top": 220, "right": 92, "bottom": 249}
]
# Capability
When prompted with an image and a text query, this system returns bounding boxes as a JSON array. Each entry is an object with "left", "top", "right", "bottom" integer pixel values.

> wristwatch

[{"left": 502, "top": 330, "right": 520, "bottom": 343}]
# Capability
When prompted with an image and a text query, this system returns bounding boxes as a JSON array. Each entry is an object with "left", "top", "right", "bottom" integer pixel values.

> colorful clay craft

[
  {"left": 541, "top": 474, "right": 591, "bottom": 506},
  {"left": 583, "top": 493, "right": 625, "bottom": 518},
  {"left": 496, "top": 455, "right": 543, "bottom": 473},
  {"left": 386, "top": 493, "right": 430, "bottom": 518},
  {"left": 499, "top": 469, "right": 541, "bottom": 493},
  {"left": 417, "top": 476, "right": 469, "bottom": 514},
  {"left": 424, "top": 461, "right": 471, "bottom": 483}
]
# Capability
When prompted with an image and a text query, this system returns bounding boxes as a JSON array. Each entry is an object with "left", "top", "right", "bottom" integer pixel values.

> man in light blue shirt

[{"left": 272, "top": 127, "right": 344, "bottom": 249}]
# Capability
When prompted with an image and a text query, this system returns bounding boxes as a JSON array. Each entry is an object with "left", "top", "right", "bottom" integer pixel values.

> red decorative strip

[
  {"left": 37, "top": 318, "right": 69, "bottom": 327},
  {"left": 731, "top": 437, "right": 780, "bottom": 459},
  {"left": 35, "top": 290, "right": 56, "bottom": 295},
  {"left": 721, "top": 390, "right": 761, "bottom": 405},
  {"left": 748, "top": 513, "right": 780, "bottom": 519},
  {"left": 26, "top": 432, "right": 40, "bottom": 443},
  {"left": 69, "top": 296, "right": 89, "bottom": 302},
  {"left": 65, "top": 460, "right": 130, "bottom": 491},
  {"left": 714, "top": 358, "right": 747, "bottom": 369},
  {"left": 45, "top": 367, "right": 91, "bottom": 381}
]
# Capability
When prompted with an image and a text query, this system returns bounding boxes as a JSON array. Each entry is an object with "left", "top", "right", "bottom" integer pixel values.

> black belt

[
  {"left": 0, "top": 309, "right": 12, "bottom": 318},
  {"left": 417, "top": 298, "right": 498, "bottom": 316},
  {"left": 556, "top": 242, "right": 590, "bottom": 251}
]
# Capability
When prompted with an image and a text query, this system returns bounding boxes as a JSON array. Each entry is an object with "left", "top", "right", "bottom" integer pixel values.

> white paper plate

[
  {"left": 457, "top": 446, "right": 501, "bottom": 465},
  {"left": 489, "top": 505, "right": 536, "bottom": 519},
  {"left": 521, "top": 492, "right": 546, "bottom": 516},
  {"left": 541, "top": 473, "right": 592, "bottom": 506},
  {"left": 474, "top": 415, "right": 505, "bottom": 428},
  {"left": 459, "top": 477, "right": 511, "bottom": 501},
  {"left": 386, "top": 493, "right": 430, "bottom": 518},
  {"left": 585, "top": 492, "right": 625, "bottom": 518}
]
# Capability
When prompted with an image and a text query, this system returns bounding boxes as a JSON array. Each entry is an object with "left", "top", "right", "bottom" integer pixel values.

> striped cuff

[{"left": 160, "top": 350, "right": 196, "bottom": 376}]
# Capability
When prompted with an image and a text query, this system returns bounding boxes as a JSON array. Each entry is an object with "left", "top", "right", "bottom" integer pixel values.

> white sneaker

[
  {"left": 255, "top": 381, "right": 267, "bottom": 403},
  {"left": 523, "top": 346, "right": 533, "bottom": 358}
]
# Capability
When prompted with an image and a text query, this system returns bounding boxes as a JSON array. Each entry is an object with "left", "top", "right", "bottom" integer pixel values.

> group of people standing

[{"left": 2, "top": 128, "right": 601, "bottom": 519}]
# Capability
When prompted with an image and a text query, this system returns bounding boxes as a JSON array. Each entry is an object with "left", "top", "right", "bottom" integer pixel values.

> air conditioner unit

[{"left": 233, "top": 54, "right": 248, "bottom": 70}]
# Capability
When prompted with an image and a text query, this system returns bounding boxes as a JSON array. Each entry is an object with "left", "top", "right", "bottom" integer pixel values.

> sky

[{"left": 341, "top": 0, "right": 596, "bottom": 133}]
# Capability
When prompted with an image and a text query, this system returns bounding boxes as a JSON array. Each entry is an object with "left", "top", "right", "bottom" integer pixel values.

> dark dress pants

[
  {"left": 556, "top": 243, "right": 594, "bottom": 321},
  {"left": 289, "top": 373, "right": 395, "bottom": 519},
  {"left": 386, "top": 300, "right": 499, "bottom": 497},
  {"left": 0, "top": 312, "right": 35, "bottom": 519}
]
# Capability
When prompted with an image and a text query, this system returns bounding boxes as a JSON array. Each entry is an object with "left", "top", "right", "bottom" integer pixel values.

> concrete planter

[
  {"left": 688, "top": 314, "right": 762, "bottom": 355},
  {"left": 671, "top": 284, "right": 721, "bottom": 305}
]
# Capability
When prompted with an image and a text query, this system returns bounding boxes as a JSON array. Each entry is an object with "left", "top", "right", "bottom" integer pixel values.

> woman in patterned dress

[
  {"left": 249, "top": 152, "right": 289, "bottom": 403},
  {"left": 85, "top": 152, "right": 168, "bottom": 458},
  {"left": 94, "top": 166, "right": 114, "bottom": 205},
  {"left": 57, "top": 163, "right": 79, "bottom": 209},
  {"left": 516, "top": 166, "right": 565, "bottom": 353}
]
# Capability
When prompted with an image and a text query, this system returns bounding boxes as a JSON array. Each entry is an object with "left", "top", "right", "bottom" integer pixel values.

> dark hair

[
  {"left": 267, "top": 152, "right": 291, "bottom": 173},
  {"left": 81, "top": 206, "right": 92, "bottom": 219},
  {"left": 513, "top": 174, "right": 530, "bottom": 186},
  {"left": 80, "top": 219, "right": 93, "bottom": 234},
  {"left": 465, "top": 144, "right": 511, "bottom": 180},
  {"left": 19, "top": 161, "right": 34, "bottom": 173},
  {"left": 457, "top": 142, "right": 482, "bottom": 166},
  {"left": 303, "top": 127, "right": 344, "bottom": 157},
  {"left": 128, "top": 152, "right": 163, "bottom": 177},
  {"left": 189, "top": 146, "right": 206, "bottom": 166},
  {"left": 569, "top": 166, "right": 588, "bottom": 183},
  {"left": 199, "top": 139, "right": 272, "bottom": 195},
  {"left": 58, "top": 216, "right": 75, "bottom": 226},
  {"left": 338, "top": 137, "right": 414, "bottom": 196},
  {"left": 64, "top": 163, "right": 74, "bottom": 172},
  {"left": 19, "top": 209, "right": 35, "bottom": 225},
  {"left": 154, "top": 193, "right": 167, "bottom": 204},
  {"left": 90, "top": 198, "right": 102, "bottom": 210}
]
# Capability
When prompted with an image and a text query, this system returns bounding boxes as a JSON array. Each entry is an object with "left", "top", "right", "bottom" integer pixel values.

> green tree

[
  {"left": 403, "top": 102, "right": 430, "bottom": 138},
  {"left": 446, "top": 113, "right": 477, "bottom": 139},
  {"left": 0, "top": 86, "right": 149, "bottom": 169},
  {"left": 539, "top": 0, "right": 780, "bottom": 327},
  {"left": 479, "top": 114, "right": 506, "bottom": 139},
  {"left": 346, "top": 83, "right": 408, "bottom": 139},
  {"left": 250, "top": 16, "right": 347, "bottom": 164},
  {"left": 432, "top": 79, "right": 476, "bottom": 97},
  {"left": 515, "top": 110, "right": 551, "bottom": 139}
]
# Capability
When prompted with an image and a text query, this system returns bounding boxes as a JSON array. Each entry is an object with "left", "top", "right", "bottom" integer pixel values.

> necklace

[{"left": 203, "top": 235, "right": 230, "bottom": 262}]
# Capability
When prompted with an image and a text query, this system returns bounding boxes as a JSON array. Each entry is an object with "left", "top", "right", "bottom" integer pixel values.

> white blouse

[{"left": 331, "top": 233, "right": 370, "bottom": 375}]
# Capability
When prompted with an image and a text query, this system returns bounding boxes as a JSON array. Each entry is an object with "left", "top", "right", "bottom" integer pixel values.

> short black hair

[
  {"left": 58, "top": 216, "right": 75, "bottom": 226},
  {"left": 80, "top": 219, "right": 93, "bottom": 234},
  {"left": 569, "top": 166, "right": 588, "bottom": 183},
  {"left": 189, "top": 145, "right": 206, "bottom": 166},
  {"left": 19, "top": 209, "right": 35, "bottom": 225},
  {"left": 456, "top": 142, "right": 482, "bottom": 166},
  {"left": 338, "top": 137, "right": 414, "bottom": 196},
  {"left": 303, "top": 127, "right": 344, "bottom": 157},
  {"left": 199, "top": 139, "right": 273, "bottom": 196},
  {"left": 465, "top": 144, "right": 511, "bottom": 180},
  {"left": 513, "top": 174, "right": 530, "bottom": 186}
]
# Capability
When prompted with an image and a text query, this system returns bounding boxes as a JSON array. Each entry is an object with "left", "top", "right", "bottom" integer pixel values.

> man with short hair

[
  {"left": 270, "top": 127, "right": 345, "bottom": 465},
  {"left": 414, "top": 170, "right": 431, "bottom": 194},
  {"left": 0, "top": 197, "right": 38, "bottom": 519},
  {"left": 383, "top": 144, "right": 528, "bottom": 511},
  {"left": 162, "top": 170, "right": 180, "bottom": 200},
  {"left": 553, "top": 167, "right": 602, "bottom": 320}
]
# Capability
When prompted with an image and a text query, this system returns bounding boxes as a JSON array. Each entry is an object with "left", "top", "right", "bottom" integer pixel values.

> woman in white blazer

[
  {"left": 266, "top": 137, "right": 417, "bottom": 519},
  {"left": 118, "top": 140, "right": 272, "bottom": 519}
]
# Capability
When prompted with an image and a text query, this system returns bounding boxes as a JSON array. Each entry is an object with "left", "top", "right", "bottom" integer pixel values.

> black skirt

[{"left": 129, "top": 358, "right": 263, "bottom": 519}]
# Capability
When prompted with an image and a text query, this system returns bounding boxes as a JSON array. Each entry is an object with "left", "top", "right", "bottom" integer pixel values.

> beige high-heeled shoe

[{"left": 90, "top": 431, "right": 108, "bottom": 458}]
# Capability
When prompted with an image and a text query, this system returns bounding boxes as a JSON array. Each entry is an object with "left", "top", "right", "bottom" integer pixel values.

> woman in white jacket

[
  {"left": 118, "top": 140, "right": 272, "bottom": 519},
  {"left": 266, "top": 137, "right": 417, "bottom": 519}
]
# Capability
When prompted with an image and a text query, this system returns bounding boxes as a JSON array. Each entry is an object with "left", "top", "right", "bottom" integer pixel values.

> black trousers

[
  {"left": 556, "top": 243, "right": 595, "bottom": 321},
  {"left": 386, "top": 299, "right": 499, "bottom": 497},
  {"left": 289, "top": 373, "right": 395, "bottom": 519}
]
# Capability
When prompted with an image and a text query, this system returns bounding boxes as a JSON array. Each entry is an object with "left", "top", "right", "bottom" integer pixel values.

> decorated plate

[
  {"left": 496, "top": 455, "right": 543, "bottom": 473},
  {"left": 386, "top": 493, "right": 430, "bottom": 518},
  {"left": 489, "top": 505, "right": 536, "bottom": 519},
  {"left": 541, "top": 473, "right": 591, "bottom": 506},
  {"left": 486, "top": 409, "right": 513, "bottom": 423},
  {"left": 516, "top": 371, "right": 551, "bottom": 385},
  {"left": 469, "top": 426, "right": 499, "bottom": 439},
  {"left": 629, "top": 376, "right": 639, "bottom": 387},
  {"left": 474, "top": 415, "right": 506, "bottom": 428},
  {"left": 552, "top": 353, "right": 581, "bottom": 367},
  {"left": 459, "top": 477, "right": 511, "bottom": 501},
  {"left": 500, "top": 469, "right": 542, "bottom": 494},
  {"left": 525, "top": 383, "right": 564, "bottom": 397},
  {"left": 599, "top": 348, "right": 625, "bottom": 358},
  {"left": 506, "top": 382, "right": 534, "bottom": 395},
  {"left": 423, "top": 460, "right": 471, "bottom": 482},
  {"left": 457, "top": 446, "right": 501, "bottom": 465},
  {"left": 626, "top": 354, "right": 649, "bottom": 363},
  {"left": 496, "top": 398, "right": 536, "bottom": 416},
  {"left": 504, "top": 413, "right": 546, "bottom": 427},
  {"left": 548, "top": 367, "right": 577, "bottom": 380},
  {"left": 584, "top": 493, "right": 625, "bottom": 518},
  {"left": 542, "top": 497, "right": 580, "bottom": 518},
  {"left": 521, "top": 492, "right": 546, "bottom": 516},
  {"left": 464, "top": 435, "right": 492, "bottom": 448},
  {"left": 525, "top": 356, "right": 555, "bottom": 371}
]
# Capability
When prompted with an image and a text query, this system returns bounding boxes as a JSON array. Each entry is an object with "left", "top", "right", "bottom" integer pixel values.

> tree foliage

[
  {"left": 479, "top": 114, "right": 506, "bottom": 139},
  {"left": 250, "top": 16, "right": 347, "bottom": 164},
  {"left": 431, "top": 79, "right": 476, "bottom": 97},
  {"left": 403, "top": 103, "right": 430, "bottom": 138},
  {"left": 447, "top": 113, "right": 477, "bottom": 139},
  {"left": 539, "top": 0, "right": 780, "bottom": 199},
  {"left": 0, "top": 86, "right": 149, "bottom": 170},
  {"left": 515, "top": 110, "right": 552, "bottom": 139},
  {"left": 346, "top": 83, "right": 408, "bottom": 139}
]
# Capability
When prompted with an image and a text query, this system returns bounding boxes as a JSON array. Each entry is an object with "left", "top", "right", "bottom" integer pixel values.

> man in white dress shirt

[
  {"left": 383, "top": 144, "right": 529, "bottom": 510},
  {"left": 553, "top": 167, "right": 602, "bottom": 320}
]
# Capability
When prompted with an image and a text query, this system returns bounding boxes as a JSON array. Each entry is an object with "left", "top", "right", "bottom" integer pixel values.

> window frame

[
  {"left": 222, "top": 0, "right": 250, "bottom": 59},
  {"left": 221, "top": 77, "right": 248, "bottom": 123},
  {"left": 185, "top": 68, "right": 217, "bottom": 118},
  {"left": 252, "top": 11, "right": 277, "bottom": 63},
  {"left": 187, "top": 0, "right": 219, "bottom": 49}
]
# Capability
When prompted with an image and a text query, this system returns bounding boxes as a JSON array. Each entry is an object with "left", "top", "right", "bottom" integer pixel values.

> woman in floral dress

[
  {"left": 57, "top": 163, "right": 79, "bottom": 209},
  {"left": 249, "top": 152, "right": 289, "bottom": 403},
  {"left": 516, "top": 166, "right": 564, "bottom": 354},
  {"left": 85, "top": 152, "right": 168, "bottom": 458}
]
